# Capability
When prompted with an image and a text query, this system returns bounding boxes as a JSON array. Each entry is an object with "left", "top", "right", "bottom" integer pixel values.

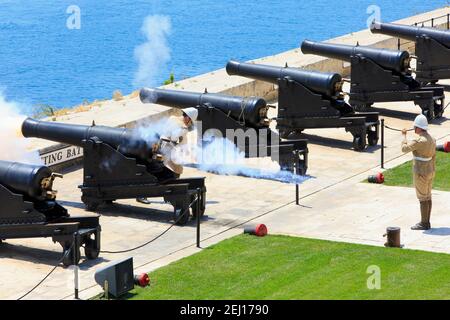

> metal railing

[{"left": 397, "top": 12, "right": 450, "bottom": 50}]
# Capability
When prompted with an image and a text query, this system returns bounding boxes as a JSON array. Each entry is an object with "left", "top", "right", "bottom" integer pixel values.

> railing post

[
  {"left": 196, "top": 188, "right": 201, "bottom": 248},
  {"left": 73, "top": 232, "right": 79, "bottom": 300},
  {"left": 397, "top": 38, "right": 400, "bottom": 50},
  {"left": 295, "top": 155, "right": 300, "bottom": 205},
  {"left": 447, "top": 13, "right": 449, "bottom": 30},
  {"left": 431, "top": 18, "right": 434, "bottom": 27},
  {"left": 380, "top": 119, "right": 385, "bottom": 169}
]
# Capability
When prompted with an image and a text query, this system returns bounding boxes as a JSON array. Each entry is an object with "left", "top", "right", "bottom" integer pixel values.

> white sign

[{"left": 40, "top": 146, "right": 83, "bottom": 167}]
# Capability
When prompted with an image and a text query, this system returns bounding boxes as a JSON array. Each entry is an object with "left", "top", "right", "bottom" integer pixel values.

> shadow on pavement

[
  {"left": 296, "top": 132, "right": 381, "bottom": 153},
  {"left": 424, "top": 227, "right": 450, "bottom": 236},
  {"left": 0, "top": 242, "right": 108, "bottom": 267}
]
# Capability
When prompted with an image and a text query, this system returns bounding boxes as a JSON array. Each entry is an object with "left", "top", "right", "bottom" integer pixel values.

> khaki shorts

[{"left": 414, "top": 173, "right": 434, "bottom": 201}]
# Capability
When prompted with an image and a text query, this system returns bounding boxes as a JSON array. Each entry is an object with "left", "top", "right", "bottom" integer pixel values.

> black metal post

[
  {"left": 381, "top": 119, "right": 385, "bottom": 169},
  {"left": 196, "top": 188, "right": 201, "bottom": 248},
  {"left": 397, "top": 38, "right": 400, "bottom": 50},
  {"left": 73, "top": 232, "right": 79, "bottom": 300},
  {"left": 295, "top": 157, "right": 300, "bottom": 205},
  {"left": 431, "top": 18, "right": 434, "bottom": 27},
  {"left": 447, "top": 14, "right": 449, "bottom": 30}
]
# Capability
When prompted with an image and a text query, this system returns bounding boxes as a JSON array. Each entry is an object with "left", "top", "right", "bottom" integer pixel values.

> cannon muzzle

[
  {"left": 301, "top": 39, "right": 410, "bottom": 73},
  {"left": 370, "top": 21, "right": 450, "bottom": 48},
  {"left": 0, "top": 160, "right": 59, "bottom": 201},
  {"left": 140, "top": 87, "right": 268, "bottom": 127},
  {"left": 226, "top": 60, "right": 343, "bottom": 97},
  {"left": 22, "top": 118, "right": 152, "bottom": 161}
]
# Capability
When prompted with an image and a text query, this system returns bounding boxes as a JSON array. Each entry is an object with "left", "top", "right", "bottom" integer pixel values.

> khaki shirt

[
  {"left": 401, "top": 131, "right": 436, "bottom": 176},
  {"left": 160, "top": 116, "right": 190, "bottom": 175}
]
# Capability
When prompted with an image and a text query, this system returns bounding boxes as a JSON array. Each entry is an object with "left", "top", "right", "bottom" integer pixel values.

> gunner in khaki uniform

[
  {"left": 137, "top": 107, "right": 198, "bottom": 204},
  {"left": 401, "top": 114, "right": 436, "bottom": 230},
  {"left": 160, "top": 108, "right": 198, "bottom": 177}
]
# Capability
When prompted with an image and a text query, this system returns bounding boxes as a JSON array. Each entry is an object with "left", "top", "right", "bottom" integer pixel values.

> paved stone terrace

[
  {"left": 1, "top": 7, "right": 450, "bottom": 300},
  {"left": 2, "top": 85, "right": 450, "bottom": 300}
]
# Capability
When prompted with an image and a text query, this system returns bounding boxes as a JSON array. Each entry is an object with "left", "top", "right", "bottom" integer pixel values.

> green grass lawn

[
  {"left": 381, "top": 152, "right": 450, "bottom": 191},
  {"left": 117, "top": 235, "right": 450, "bottom": 300}
]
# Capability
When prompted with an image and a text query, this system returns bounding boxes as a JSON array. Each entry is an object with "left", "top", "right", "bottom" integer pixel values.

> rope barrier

[
  {"left": 384, "top": 125, "right": 414, "bottom": 132},
  {"left": 100, "top": 194, "right": 199, "bottom": 254},
  {"left": 17, "top": 242, "right": 75, "bottom": 300}
]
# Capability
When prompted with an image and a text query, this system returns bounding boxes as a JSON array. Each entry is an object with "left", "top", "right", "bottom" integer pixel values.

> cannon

[
  {"left": 371, "top": 21, "right": 450, "bottom": 84},
  {"left": 0, "top": 160, "right": 101, "bottom": 266},
  {"left": 140, "top": 88, "right": 308, "bottom": 175},
  {"left": 140, "top": 87, "right": 269, "bottom": 128},
  {"left": 22, "top": 118, "right": 206, "bottom": 225},
  {"left": 226, "top": 60, "right": 380, "bottom": 151},
  {"left": 301, "top": 40, "right": 445, "bottom": 120}
]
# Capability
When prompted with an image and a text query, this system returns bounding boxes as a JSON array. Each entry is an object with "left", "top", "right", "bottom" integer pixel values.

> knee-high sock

[{"left": 420, "top": 201, "right": 428, "bottom": 224}]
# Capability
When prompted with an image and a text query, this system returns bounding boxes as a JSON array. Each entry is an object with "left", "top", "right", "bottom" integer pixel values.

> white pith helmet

[
  {"left": 182, "top": 107, "right": 198, "bottom": 122},
  {"left": 413, "top": 114, "right": 428, "bottom": 131}
]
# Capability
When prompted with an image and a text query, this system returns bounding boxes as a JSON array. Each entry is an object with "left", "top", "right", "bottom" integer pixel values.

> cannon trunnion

[
  {"left": 0, "top": 160, "right": 101, "bottom": 266},
  {"left": 226, "top": 60, "right": 380, "bottom": 151},
  {"left": 301, "top": 40, "right": 445, "bottom": 120}
]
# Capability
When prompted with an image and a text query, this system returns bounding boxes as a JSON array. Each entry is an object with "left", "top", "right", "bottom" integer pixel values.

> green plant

[
  {"left": 32, "top": 104, "right": 55, "bottom": 118},
  {"left": 163, "top": 72, "right": 175, "bottom": 85}
]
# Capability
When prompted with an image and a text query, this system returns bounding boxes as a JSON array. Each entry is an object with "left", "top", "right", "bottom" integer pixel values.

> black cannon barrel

[
  {"left": 226, "top": 60, "right": 342, "bottom": 97},
  {"left": 371, "top": 21, "right": 450, "bottom": 48},
  {"left": 301, "top": 40, "right": 410, "bottom": 73},
  {"left": 0, "top": 160, "right": 52, "bottom": 200},
  {"left": 22, "top": 118, "right": 152, "bottom": 159},
  {"left": 140, "top": 88, "right": 267, "bottom": 127}
]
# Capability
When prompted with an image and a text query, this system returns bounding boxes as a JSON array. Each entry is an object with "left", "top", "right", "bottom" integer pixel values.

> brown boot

[{"left": 411, "top": 201, "right": 431, "bottom": 230}]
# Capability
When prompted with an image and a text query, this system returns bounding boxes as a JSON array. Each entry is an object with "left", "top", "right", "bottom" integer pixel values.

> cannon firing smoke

[
  {"left": 133, "top": 119, "right": 307, "bottom": 184},
  {"left": 0, "top": 90, "right": 41, "bottom": 164},
  {"left": 192, "top": 137, "right": 307, "bottom": 184},
  {"left": 133, "top": 15, "right": 172, "bottom": 87}
]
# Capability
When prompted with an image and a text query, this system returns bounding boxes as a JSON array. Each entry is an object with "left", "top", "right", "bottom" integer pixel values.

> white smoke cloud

[
  {"left": 132, "top": 117, "right": 307, "bottom": 184},
  {"left": 133, "top": 15, "right": 172, "bottom": 87},
  {"left": 133, "top": 116, "right": 184, "bottom": 145},
  {"left": 0, "top": 90, "right": 42, "bottom": 164},
  {"left": 187, "top": 137, "right": 307, "bottom": 184}
]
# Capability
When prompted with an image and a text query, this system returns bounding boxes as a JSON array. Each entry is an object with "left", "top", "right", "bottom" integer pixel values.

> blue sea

[{"left": 0, "top": 0, "right": 446, "bottom": 112}]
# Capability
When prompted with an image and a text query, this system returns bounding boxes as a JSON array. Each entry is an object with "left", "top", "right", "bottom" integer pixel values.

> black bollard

[{"left": 384, "top": 227, "right": 401, "bottom": 248}]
